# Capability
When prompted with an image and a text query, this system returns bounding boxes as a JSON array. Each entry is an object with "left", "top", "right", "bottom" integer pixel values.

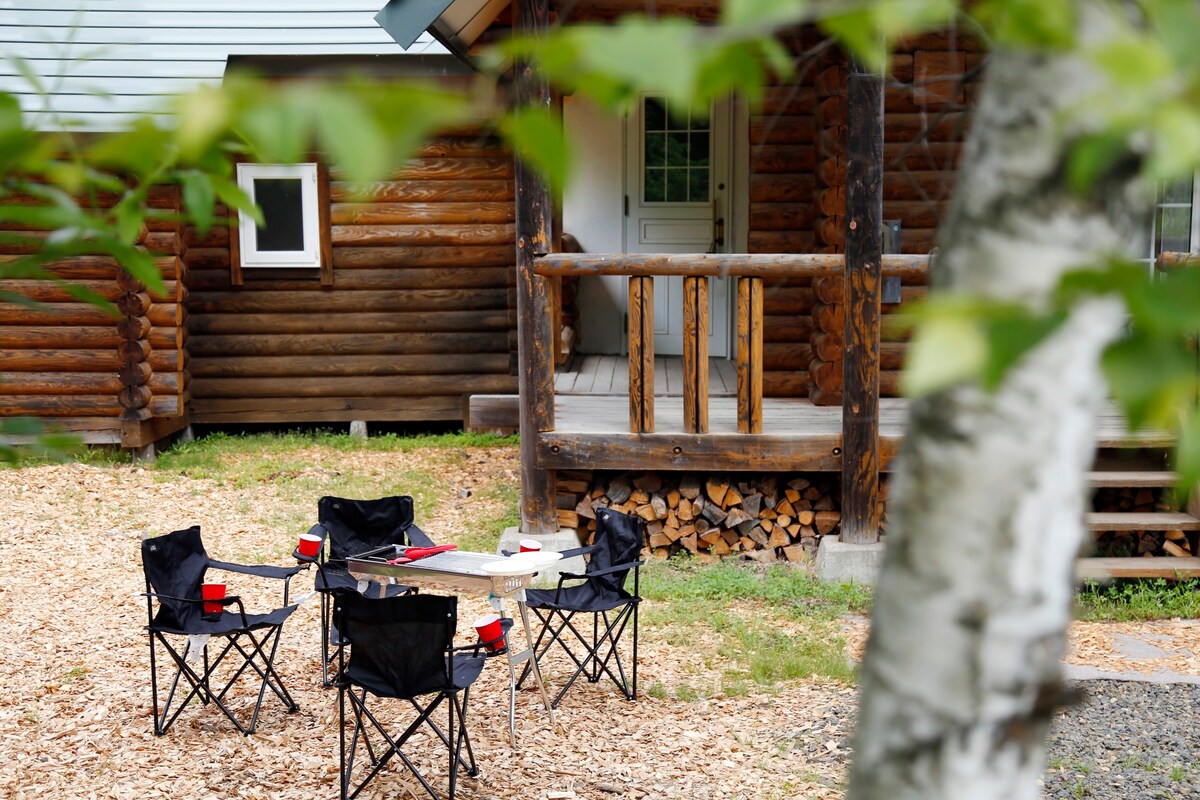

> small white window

[{"left": 236, "top": 163, "right": 321, "bottom": 268}]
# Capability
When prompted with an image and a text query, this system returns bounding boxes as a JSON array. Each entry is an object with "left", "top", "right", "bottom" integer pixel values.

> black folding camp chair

[
  {"left": 518, "top": 508, "right": 644, "bottom": 708},
  {"left": 334, "top": 592, "right": 484, "bottom": 800},
  {"left": 141, "top": 526, "right": 303, "bottom": 736},
  {"left": 298, "top": 495, "right": 436, "bottom": 687}
]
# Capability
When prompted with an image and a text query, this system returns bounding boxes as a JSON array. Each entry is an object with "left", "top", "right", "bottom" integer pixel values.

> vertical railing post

[
  {"left": 736, "top": 276, "right": 764, "bottom": 433},
  {"left": 628, "top": 276, "right": 655, "bottom": 433},
  {"left": 682, "top": 276, "right": 709, "bottom": 433},
  {"left": 841, "top": 60, "right": 883, "bottom": 545},
  {"left": 513, "top": 0, "right": 557, "bottom": 535}
]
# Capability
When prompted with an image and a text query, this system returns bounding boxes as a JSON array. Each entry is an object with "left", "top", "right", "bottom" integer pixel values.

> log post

[
  {"left": 736, "top": 276, "right": 763, "bottom": 433},
  {"left": 682, "top": 275, "right": 708, "bottom": 433},
  {"left": 841, "top": 61, "right": 883, "bottom": 545},
  {"left": 628, "top": 276, "right": 654, "bottom": 433},
  {"left": 513, "top": 0, "right": 558, "bottom": 535}
]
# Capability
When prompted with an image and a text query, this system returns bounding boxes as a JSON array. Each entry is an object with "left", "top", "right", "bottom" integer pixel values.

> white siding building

[{"left": 0, "top": 1, "right": 447, "bottom": 129}]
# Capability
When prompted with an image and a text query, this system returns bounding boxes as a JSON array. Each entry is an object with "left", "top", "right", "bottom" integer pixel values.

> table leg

[{"left": 518, "top": 599, "right": 554, "bottom": 721}]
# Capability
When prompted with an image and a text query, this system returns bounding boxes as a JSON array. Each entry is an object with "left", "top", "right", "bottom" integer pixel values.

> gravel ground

[{"left": 1042, "top": 680, "right": 1200, "bottom": 800}]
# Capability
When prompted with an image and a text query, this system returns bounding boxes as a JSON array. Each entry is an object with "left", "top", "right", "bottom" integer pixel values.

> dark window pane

[
  {"left": 644, "top": 132, "right": 666, "bottom": 168},
  {"left": 666, "top": 169, "right": 689, "bottom": 202},
  {"left": 644, "top": 168, "right": 665, "bottom": 202},
  {"left": 689, "top": 168, "right": 710, "bottom": 202},
  {"left": 644, "top": 97, "right": 666, "bottom": 131},
  {"left": 690, "top": 131, "right": 710, "bottom": 167},
  {"left": 667, "top": 132, "right": 690, "bottom": 167},
  {"left": 255, "top": 178, "right": 305, "bottom": 252}
]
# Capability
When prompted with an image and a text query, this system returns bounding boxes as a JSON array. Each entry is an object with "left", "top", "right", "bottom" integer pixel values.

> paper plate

[
  {"left": 509, "top": 550, "right": 563, "bottom": 569},
  {"left": 481, "top": 559, "right": 536, "bottom": 576}
]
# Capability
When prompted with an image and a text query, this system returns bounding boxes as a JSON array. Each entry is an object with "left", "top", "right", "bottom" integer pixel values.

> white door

[{"left": 625, "top": 96, "right": 731, "bottom": 357}]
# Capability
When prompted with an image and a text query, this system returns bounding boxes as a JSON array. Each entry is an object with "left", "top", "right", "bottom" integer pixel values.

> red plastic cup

[
  {"left": 201, "top": 583, "right": 226, "bottom": 617},
  {"left": 519, "top": 538, "right": 542, "bottom": 553},
  {"left": 297, "top": 533, "right": 322, "bottom": 558},
  {"left": 474, "top": 613, "right": 504, "bottom": 652}
]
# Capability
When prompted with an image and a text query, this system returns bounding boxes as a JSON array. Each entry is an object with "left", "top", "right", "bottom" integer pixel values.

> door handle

[{"left": 709, "top": 217, "right": 725, "bottom": 253}]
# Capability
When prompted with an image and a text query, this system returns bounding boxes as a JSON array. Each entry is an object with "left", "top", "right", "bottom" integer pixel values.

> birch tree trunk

[{"left": 847, "top": 7, "right": 1150, "bottom": 800}]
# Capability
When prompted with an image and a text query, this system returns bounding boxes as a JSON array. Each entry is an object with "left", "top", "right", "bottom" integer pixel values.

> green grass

[
  {"left": 641, "top": 558, "right": 870, "bottom": 691},
  {"left": 642, "top": 557, "right": 873, "bottom": 619},
  {"left": 1076, "top": 578, "right": 1200, "bottom": 621},
  {"left": 456, "top": 480, "right": 520, "bottom": 553}
]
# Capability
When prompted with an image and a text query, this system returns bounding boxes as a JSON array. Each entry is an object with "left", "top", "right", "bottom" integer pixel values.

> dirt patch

[
  {"left": 4, "top": 454, "right": 1195, "bottom": 800},
  {"left": 0, "top": 454, "right": 851, "bottom": 800}
]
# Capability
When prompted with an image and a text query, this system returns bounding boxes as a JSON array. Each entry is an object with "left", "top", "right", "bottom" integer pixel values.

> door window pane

[{"left": 642, "top": 95, "right": 712, "bottom": 203}]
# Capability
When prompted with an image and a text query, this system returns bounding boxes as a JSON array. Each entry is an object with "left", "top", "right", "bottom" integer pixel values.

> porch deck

[{"left": 536, "top": 355, "right": 1169, "bottom": 473}]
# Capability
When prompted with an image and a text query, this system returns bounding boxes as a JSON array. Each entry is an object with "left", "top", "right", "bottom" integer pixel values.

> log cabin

[{"left": 1, "top": 1, "right": 1198, "bottom": 576}]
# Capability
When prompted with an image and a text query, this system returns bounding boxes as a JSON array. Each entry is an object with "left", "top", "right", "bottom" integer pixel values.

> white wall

[
  {"left": 0, "top": 2, "right": 446, "bottom": 130},
  {"left": 562, "top": 95, "right": 627, "bottom": 354}
]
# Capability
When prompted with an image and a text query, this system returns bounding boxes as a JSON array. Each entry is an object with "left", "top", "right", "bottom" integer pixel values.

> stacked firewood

[
  {"left": 1091, "top": 486, "right": 1196, "bottom": 558},
  {"left": 555, "top": 471, "right": 848, "bottom": 562}
]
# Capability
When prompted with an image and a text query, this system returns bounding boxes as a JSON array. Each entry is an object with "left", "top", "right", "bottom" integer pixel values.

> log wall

[
  {"left": 0, "top": 187, "right": 187, "bottom": 444},
  {"left": 803, "top": 29, "right": 983, "bottom": 403},
  {"left": 184, "top": 136, "right": 519, "bottom": 425},
  {"left": 749, "top": 29, "right": 821, "bottom": 398}
]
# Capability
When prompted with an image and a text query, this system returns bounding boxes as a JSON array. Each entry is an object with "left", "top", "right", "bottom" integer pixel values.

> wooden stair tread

[
  {"left": 1085, "top": 512, "right": 1200, "bottom": 531},
  {"left": 1086, "top": 470, "right": 1180, "bottom": 488},
  {"left": 1077, "top": 556, "right": 1200, "bottom": 580}
]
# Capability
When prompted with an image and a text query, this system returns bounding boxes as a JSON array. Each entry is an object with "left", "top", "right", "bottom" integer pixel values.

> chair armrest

[
  {"left": 208, "top": 560, "right": 305, "bottom": 580},
  {"left": 578, "top": 560, "right": 644, "bottom": 579},
  {"left": 144, "top": 592, "right": 249, "bottom": 627},
  {"left": 207, "top": 559, "right": 305, "bottom": 605},
  {"left": 293, "top": 523, "right": 327, "bottom": 563},
  {"left": 405, "top": 523, "right": 435, "bottom": 548}
]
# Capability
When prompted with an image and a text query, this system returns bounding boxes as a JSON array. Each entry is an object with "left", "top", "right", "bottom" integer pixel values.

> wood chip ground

[{"left": 0, "top": 454, "right": 1194, "bottom": 800}]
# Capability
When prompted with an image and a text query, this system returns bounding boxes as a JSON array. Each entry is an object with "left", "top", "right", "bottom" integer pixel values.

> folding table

[{"left": 346, "top": 547, "right": 555, "bottom": 744}]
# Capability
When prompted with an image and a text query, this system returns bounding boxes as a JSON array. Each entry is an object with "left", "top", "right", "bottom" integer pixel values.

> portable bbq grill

[{"left": 346, "top": 545, "right": 554, "bottom": 743}]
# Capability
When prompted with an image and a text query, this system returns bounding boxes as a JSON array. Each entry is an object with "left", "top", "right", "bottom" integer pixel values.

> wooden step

[
  {"left": 1085, "top": 512, "right": 1200, "bottom": 531},
  {"left": 1077, "top": 556, "right": 1200, "bottom": 580},
  {"left": 1087, "top": 470, "right": 1180, "bottom": 488}
]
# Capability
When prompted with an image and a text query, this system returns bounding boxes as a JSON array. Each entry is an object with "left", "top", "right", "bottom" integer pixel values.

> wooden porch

[{"left": 545, "top": 354, "right": 906, "bottom": 472}]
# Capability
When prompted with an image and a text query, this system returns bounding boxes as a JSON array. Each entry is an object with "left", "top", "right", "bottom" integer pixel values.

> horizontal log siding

[
  {"left": 806, "top": 29, "right": 981, "bottom": 403},
  {"left": 0, "top": 190, "right": 186, "bottom": 425},
  {"left": 184, "top": 136, "right": 519, "bottom": 424},
  {"left": 750, "top": 30, "right": 819, "bottom": 398}
]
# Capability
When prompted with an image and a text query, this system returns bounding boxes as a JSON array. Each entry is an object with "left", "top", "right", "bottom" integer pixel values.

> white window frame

[{"left": 236, "top": 162, "right": 321, "bottom": 268}]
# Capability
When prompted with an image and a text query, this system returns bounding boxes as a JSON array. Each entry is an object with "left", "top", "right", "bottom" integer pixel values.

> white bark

[{"left": 848, "top": 7, "right": 1150, "bottom": 800}]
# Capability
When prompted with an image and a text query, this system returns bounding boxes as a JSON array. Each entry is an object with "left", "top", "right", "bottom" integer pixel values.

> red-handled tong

[{"left": 386, "top": 544, "right": 457, "bottom": 564}]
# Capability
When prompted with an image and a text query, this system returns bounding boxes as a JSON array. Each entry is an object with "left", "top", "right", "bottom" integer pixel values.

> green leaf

[
  {"left": 237, "top": 97, "right": 311, "bottom": 166},
  {"left": 901, "top": 308, "right": 988, "bottom": 397},
  {"left": 1091, "top": 34, "right": 1175, "bottom": 90},
  {"left": 179, "top": 170, "right": 216, "bottom": 236},
  {"left": 820, "top": 11, "right": 886, "bottom": 72},
  {"left": 209, "top": 173, "right": 261, "bottom": 226},
  {"left": 1145, "top": 102, "right": 1200, "bottom": 182},
  {"left": 575, "top": 17, "right": 702, "bottom": 106},
  {"left": 501, "top": 108, "right": 571, "bottom": 195},
  {"left": 972, "top": 0, "right": 1076, "bottom": 49},
  {"left": 174, "top": 85, "right": 232, "bottom": 163},
  {"left": 312, "top": 89, "right": 389, "bottom": 185},
  {"left": 722, "top": 0, "right": 809, "bottom": 29},
  {"left": 1102, "top": 332, "right": 1198, "bottom": 430},
  {"left": 1173, "top": 407, "right": 1200, "bottom": 498},
  {"left": 979, "top": 309, "right": 1066, "bottom": 389},
  {"left": 1066, "top": 132, "right": 1134, "bottom": 194}
]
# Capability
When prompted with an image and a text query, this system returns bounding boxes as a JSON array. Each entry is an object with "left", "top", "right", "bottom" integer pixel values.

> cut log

[
  {"left": 767, "top": 526, "right": 790, "bottom": 549},
  {"left": 783, "top": 545, "right": 809, "bottom": 562},
  {"left": 679, "top": 475, "right": 701, "bottom": 500},
  {"left": 706, "top": 477, "right": 729, "bottom": 506},
  {"left": 815, "top": 510, "right": 841, "bottom": 534}
]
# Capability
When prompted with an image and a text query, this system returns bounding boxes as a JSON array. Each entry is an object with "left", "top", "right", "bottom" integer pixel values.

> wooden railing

[{"left": 533, "top": 252, "right": 931, "bottom": 435}]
